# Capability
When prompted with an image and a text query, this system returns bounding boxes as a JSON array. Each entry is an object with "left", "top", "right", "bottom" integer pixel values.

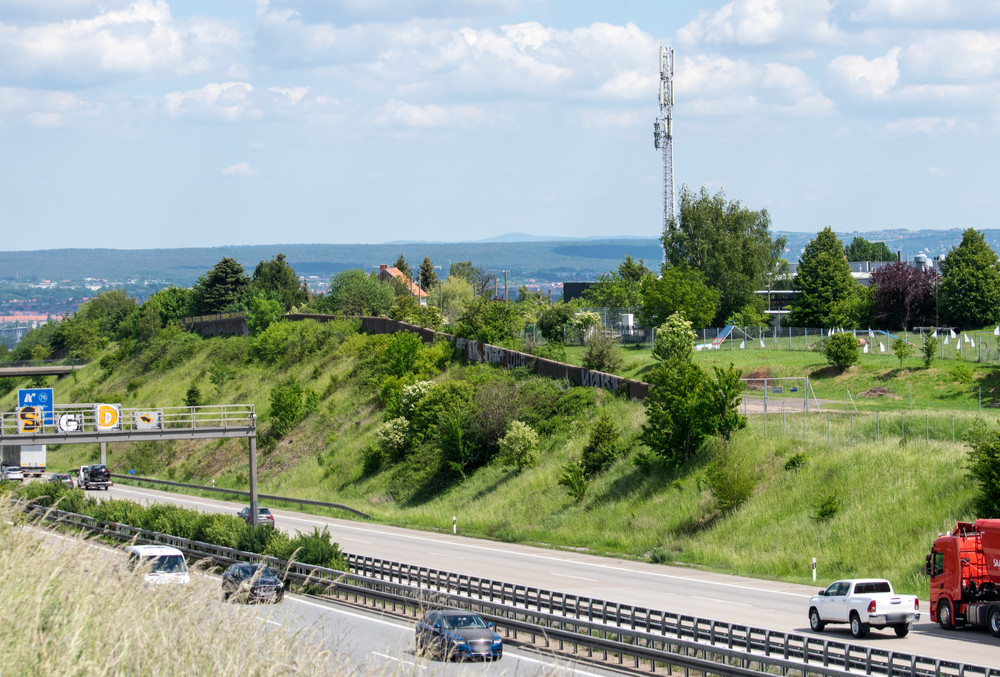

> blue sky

[{"left": 2, "top": 0, "right": 999, "bottom": 251}]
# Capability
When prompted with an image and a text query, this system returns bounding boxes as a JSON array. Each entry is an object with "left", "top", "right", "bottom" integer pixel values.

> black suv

[{"left": 86, "top": 464, "right": 111, "bottom": 482}]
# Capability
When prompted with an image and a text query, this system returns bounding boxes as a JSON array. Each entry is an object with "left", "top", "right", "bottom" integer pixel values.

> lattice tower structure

[{"left": 653, "top": 45, "right": 675, "bottom": 264}]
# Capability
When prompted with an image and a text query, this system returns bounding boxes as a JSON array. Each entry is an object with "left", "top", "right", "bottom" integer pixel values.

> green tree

[
  {"left": 639, "top": 264, "right": 719, "bottom": 329},
  {"left": 788, "top": 227, "right": 860, "bottom": 327},
  {"left": 324, "top": 269, "right": 395, "bottom": 316},
  {"left": 558, "top": 460, "right": 589, "bottom": 502},
  {"left": 825, "top": 331, "right": 860, "bottom": 370},
  {"left": 938, "top": 228, "right": 1000, "bottom": 328},
  {"left": 456, "top": 296, "right": 523, "bottom": 344},
  {"left": 582, "top": 331, "right": 624, "bottom": 373},
  {"left": 581, "top": 412, "right": 623, "bottom": 477},
  {"left": 439, "top": 276, "right": 474, "bottom": 326},
  {"left": 77, "top": 289, "right": 139, "bottom": 340},
  {"left": 417, "top": 257, "right": 438, "bottom": 291},
  {"left": 52, "top": 316, "right": 105, "bottom": 360},
  {"left": 192, "top": 258, "right": 250, "bottom": 315},
  {"left": 250, "top": 253, "right": 308, "bottom": 311},
  {"left": 537, "top": 303, "right": 574, "bottom": 342},
  {"left": 844, "top": 236, "right": 895, "bottom": 262},
  {"left": 664, "top": 186, "right": 787, "bottom": 325},
  {"left": 393, "top": 254, "right": 412, "bottom": 281},
  {"left": 449, "top": 261, "right": 496, "bottom": 297},
  {"left": 652, "top": 312, "right": 695, "bottom": 363},
  {"left": 702, "top": 364, "right": 747, "bottom": 442},
  {"left": 965, "top": 419, "right": 1000, "bottom": 516},
  {"left": 583, "top": 255, "right": 651, "bottom": 309},
  {"left": 269, "top": 376, "right": 306, "bottom": 437},
  {"left": 893, "top": 339, "right": 914, "bottom": 369},
  {"left": 923, "top": 335, "right": 939, "bottom": 368},
  {"left": 244, "top": 290, "right": 285, "bottom": 335},
  {"left": 498, "top": 420, "right": 539, "bottom": 471}
]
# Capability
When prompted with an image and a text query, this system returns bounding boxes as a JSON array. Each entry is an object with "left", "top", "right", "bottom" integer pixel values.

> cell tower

[{"left": 653, "top": 45, "right": 675, "bottom": 262}]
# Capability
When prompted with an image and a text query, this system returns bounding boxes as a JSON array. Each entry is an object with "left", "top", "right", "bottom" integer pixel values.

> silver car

[{"left": 2, "top": 466, "right": 24, "bottom": 482}]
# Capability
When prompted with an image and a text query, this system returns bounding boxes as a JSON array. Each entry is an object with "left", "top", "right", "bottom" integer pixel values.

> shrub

[
  {"left": 965, "top": 419, "right": 1000, "bottom": 515},
  {"left": 498, "top": 420, "right": 540, "bottom": 471},
  {"left": 825, "top": 332, "right": 859, "bottom": 370},
  {"left": 269, "top": 376, "right": 306, "bottom": 437},
  {"left": 923, "top": 335, "right": 939, "bottom": 368},
  {"left": 581, "top": 412, "right": 623, "bottom": 477},
  {"left": 92, "top": 499, "right": 146, "bottom": 527},
  {"left": 142, "top": 503, "right": 198, "bottom": 539},
  {"left": 582, "top": 331, "right": 625, "bottom": 374},
  {"left": 361, "top": 443, "right": 384, "bottom": 476},
  {"left": 185, "top": 384, "right": 202, "bottom": 407},
  {"left": 237, "top": 523, "right": 275, "bottom": 555},
  {"left": 287, "top": 527, "right": 348, "bottom": 570},
  {"left": 893, "top": 339, "right": 914, "bottom": 369},
  {"left": 783, "top": 452, "right": 807, "bottom": 471},
  {"left": 812, "top": 492, "right": 842, "bottom": 521},
  {"left": 649, "top": 547, "right": 674, "bottom": 565},
  {"left": 194, "top": 513, "right": 244, "bottom": 549},
  {"left": 399, "top": 380, "right": 435, "bottom": 419},
  {"left": 375, "top": 417, "right": 411, "bottom": 462},
  {"left": 382, "top": 331, "right": 422, "bottom": 377},
  {"left": 951, "top": 362, "right": 973, "bottom": 384},
  {"left": 704, "top": 439, "right": 757, "bottom": 514},
  {"left": 558, "top": 460, "right": 589, "bottom": 502}
]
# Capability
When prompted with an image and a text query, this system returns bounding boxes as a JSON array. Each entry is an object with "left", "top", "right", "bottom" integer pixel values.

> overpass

[{"left": 0, "top": 359, "right": 85, "bottom": 379}]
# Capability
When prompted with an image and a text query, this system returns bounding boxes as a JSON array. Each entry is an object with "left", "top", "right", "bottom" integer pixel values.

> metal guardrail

[
  {"left": 21, "top": 502, "right": 998, "bottom": 677},
  {"left": 110, "top": 473, "right": 372, "bottom": 519}
]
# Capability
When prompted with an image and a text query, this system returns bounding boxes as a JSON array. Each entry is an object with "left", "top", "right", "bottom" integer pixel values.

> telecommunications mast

[{"left": 653, "top": 45, "right": 675, "bottom": 263}]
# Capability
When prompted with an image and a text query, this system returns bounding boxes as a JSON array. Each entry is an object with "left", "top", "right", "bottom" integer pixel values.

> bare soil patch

[
  {"left": 743, "top": 368, "right": 772, "bottom": 390},
  {"left": 858, "top": 386, "right": 898, "bottom": 399}
]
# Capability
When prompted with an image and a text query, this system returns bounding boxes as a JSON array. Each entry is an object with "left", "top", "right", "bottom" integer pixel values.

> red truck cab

[{"left": 928, "top": 519, "right": 1000, "bottom": 634}]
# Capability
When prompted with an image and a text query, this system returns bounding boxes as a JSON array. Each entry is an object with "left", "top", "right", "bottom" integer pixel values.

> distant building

[
  {"left": 377, "top": 264, "right": 429, "bottom": 305},
  {"left": 562, "top": 282, "right": 593, "bottom": 303}
]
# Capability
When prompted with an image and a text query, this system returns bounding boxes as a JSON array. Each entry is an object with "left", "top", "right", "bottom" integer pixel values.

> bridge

[
  {"left": 0, "top": 359, "right": 85, "bottom": 379},
  {"left": 1, "top": 403, "right": 264, "bottom": 525}
]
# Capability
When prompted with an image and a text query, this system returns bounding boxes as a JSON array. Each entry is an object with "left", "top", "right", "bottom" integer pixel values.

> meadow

[{"left": 1, "top": 320, "right": 992, "bottom": 597}]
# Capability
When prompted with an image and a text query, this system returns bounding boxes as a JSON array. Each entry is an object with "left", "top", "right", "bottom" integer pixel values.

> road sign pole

[
  {"left": 249, "top": 435, "right": 258, "bottom": 528},
  {"left": 100, "top": 442, "right": 106, "bottom": 466}
]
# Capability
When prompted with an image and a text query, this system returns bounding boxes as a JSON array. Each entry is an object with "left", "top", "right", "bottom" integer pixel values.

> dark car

[
  {"left": 415, "top": 609, "right": 503, "bottom": 661},
  {"left": 48, "top": 473, "right": 75, "bottom": 488},
  {"left": 221, "top": 562, "right": 284, "bottom": 603},
  {"left": 237, "top": 506, "right": 275, "bottom": 526}
]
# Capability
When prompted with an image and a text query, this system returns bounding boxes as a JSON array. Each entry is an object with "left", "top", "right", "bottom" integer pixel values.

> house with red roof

[{"left": 377, "top": 265, "right": 429, "bottom": 305}]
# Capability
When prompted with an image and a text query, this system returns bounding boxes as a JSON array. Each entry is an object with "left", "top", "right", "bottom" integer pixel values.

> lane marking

[
  {"left": 693, "top": 595, "right": 753, "bottom": 607},
  {"left": 429, "top": 552, "right": 462, "bottom": 559},
  {"left": 116, "top": 485, "right": 811, "bottom": 599},
  {"left": 552, "top": 573, "right": 598, "bottom": 582},
  {"left": 370, "top": 652, "right": 424, "bottom": 669},
  {"left": 256, "top": 617, "right": 282, "bottom": 626}
]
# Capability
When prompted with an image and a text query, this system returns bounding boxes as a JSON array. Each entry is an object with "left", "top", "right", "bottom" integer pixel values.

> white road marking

[
  {"left": 552, "top": 573, "right": 598, "bottom": 582},
  {"left": 428, "top": 552, "right": 462, "bottom": 559},
  {"left": 692, "top": 595, "right": 753, "bottom": 607},
  {"left": 342, "top": 538, "right": 372, "bottom": 544},
  {"left": 371, "top": 652, "right": 424, "bottom": 669},
  {"left": 256, "top": 617, "right": 282, "bottom": 626}
]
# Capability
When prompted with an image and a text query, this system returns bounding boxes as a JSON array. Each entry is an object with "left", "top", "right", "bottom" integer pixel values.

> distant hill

[{"left": 0, "top": 229, "right": 989, "bottom": 288}]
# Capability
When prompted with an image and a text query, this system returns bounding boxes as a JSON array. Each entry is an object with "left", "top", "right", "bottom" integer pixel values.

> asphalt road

[{"left": 102, "top": 482, "right": 1000, "bottom": 669}]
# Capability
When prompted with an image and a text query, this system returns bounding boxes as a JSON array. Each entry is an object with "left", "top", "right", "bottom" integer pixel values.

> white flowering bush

[
  {"left": 571, "top": 312, "right": 602, "bottom": 343},
  {"left": 375, "top": 416, "right": 410, "bottom": 461},
  {"left": 399, "top": 380, "right": 435, "bottom": 419}
]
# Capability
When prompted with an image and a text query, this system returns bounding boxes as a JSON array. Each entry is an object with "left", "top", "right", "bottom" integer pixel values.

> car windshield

[
  {"left": 149, "top": 555, "right": 187, "bottom": 574},
  {"left": 237, "top": 564, "right": 274, "bottom": 579},
  {"left": 443, "top": 614, "right": 488, "bottom": 629}
]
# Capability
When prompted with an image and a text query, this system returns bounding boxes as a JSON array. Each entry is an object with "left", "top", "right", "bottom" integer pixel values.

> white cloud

[
  {"left": 677, "top": 0, "right": 838, "bottom": 48},
  {"left": 164, "top": 82, "right": 260, "bottom": 121},
  {"left": 902, "top": 30, "right": 1000, "bottom": 80},
  {"left": 578, "top": 109, "right": 641, "bottom": 130},
  {"left": 376, "top": 98, "right": 486, "bottom": 127},
  {"left": 221, "top": 162, "right": 259, "bottom": 177},
  {"left": 828, "top": 47, "right": 900, "bottom": 97},
  {"left": 881, "top": 116, "right": 958, "bottom": 135},
  {"left": 679, "top": 54, "right": 834, "bottom": 116},
  {"left": 0, "top": 0, "right": 243, "bottom": 86},
  {"left": 850, "top": 0, "right": 1000, "bottom": 24}
]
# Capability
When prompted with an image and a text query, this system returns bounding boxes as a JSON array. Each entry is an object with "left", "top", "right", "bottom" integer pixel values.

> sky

[{"left": 2, "top": 0, "right": 1000, "bottom": 251}]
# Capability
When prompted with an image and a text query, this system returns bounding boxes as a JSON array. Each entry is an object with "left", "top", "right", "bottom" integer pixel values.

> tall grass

[{"left": 0, "top": 502, "right": 358, "bottom": 676}]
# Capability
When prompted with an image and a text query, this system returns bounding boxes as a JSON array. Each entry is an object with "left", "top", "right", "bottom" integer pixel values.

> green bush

[
  {"left": 704, "top": 439, "right": 757, "bottom": 514},
  {"left": 269, "top": 376, "right": 306, "bottom": 437},
  {"left": 582, "top": 332, "right": 625, "bottom": 374},
  {"left": 498, "top": 420, "right": 540, "bottom": 471},
  {"left": 194, "top": 513, "right": 244, "bottom": 549},
  {"left": 951, "top": 362, "right": 973, "bottom": 384},
  {"left": 558, "top": 460, "right": 589, "bottom": 502},
  {"left": 238, "top": 523, "right": 276, "bottom": 554},
  {"left": 287, "top": 527, "right": 347, "bottom": 570},
  {"left": 375, "top": 417, "right": 411, "bottom": 462},
  {"left": 581, "top": 412, "right": 623, "bottom": 477},
  {"left": 142, "top": 503, "right": 198, "bottom": 539},
  {"left": 923, "top": 335, "right": 939, "bottom": 368},
  {"left": 93, "top": 499, "right": 147, "bottom": 526},
  {"left": 649, "top": 546, "right": 674, "bottom": 564},
  {"left": 783, "top": 452, "right": 807, "bottom": 471},
  {"left": 185, "top": 383, "right": 202, "bottom": 407},
  {"left": 812, "top": 492, "right": 842, "bottom": 521},
  {"left": 825, "top": 332, "right": 860, "bottom": 370},
  {"left": 361, "top": 443, "right": 384, "bottom": 476}
]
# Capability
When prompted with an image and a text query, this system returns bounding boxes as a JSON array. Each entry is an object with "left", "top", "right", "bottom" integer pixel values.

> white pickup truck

[{"left": 808, "top": 578, "right": 920, "bottom": 638}]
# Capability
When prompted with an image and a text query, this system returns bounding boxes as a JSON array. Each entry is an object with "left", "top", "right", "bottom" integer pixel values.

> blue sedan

[{"left": 415, "top": 608, "right": 503, "bottom": 661}]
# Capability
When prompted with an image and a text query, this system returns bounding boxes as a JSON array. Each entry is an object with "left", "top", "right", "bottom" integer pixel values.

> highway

[{"left": 104, "top": 482, "right": 1000, "bottom": 669}]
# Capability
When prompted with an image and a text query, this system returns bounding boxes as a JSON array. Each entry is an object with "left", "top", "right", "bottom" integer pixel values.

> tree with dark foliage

[{"left": 870, "top": 262, "right": 939, "bottom": 330}]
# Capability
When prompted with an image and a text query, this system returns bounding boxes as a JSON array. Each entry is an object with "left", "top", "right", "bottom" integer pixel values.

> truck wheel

[
  {"left": 938, "top": 599, "right": 955, "bottom": 630},
  {"left": 849, "top": 612, "right": 869, "bottom": 639},
  {"left": 894, "top": 623, "right": 910, "bottom": 638},
  {"left": 808, "top": 607, "right": 825, "bottom": 632},
  {"left": 989, "top": 607, "right": 1000, "bottom": 638}
]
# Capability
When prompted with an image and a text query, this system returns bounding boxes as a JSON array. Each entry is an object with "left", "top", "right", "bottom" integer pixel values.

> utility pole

[{"left": 653, "top": 44, "right": 675, "bottom": 265}]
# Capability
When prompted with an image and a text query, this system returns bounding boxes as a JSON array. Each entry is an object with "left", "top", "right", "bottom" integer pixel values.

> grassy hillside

[{"left": 0, "top": 319, "right": 986, "bottom": 596}]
